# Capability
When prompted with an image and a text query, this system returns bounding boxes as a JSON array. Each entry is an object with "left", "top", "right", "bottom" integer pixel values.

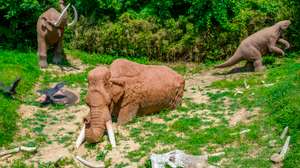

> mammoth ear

[
  {"left": 110, "top": 78, "right": 125, "bottom": 103},
  {"left": 41, "top": 17, "right": 53, "bottom": 32},
  {"left": 41, "top": 17, "right": 48, "bottom": 32},
  {"left": 110, "top": 78, "right": 125, "bottom": 86}
]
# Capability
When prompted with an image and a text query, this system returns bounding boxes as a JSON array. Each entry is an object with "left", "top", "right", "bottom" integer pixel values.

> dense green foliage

[
  {"left": 0, "top": 50, "right": 40, "bottom": 146},
  {"left": 0, "top": 0, "right": 58, "bottom": 49},
  {"left": 1, "top": 0, "right": 300, "bottom": 61},
  {"left": 68, "top": 0, "right": 300, "bottom": 61}
]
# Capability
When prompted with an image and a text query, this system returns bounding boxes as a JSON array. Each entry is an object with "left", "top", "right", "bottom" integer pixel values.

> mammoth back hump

[
  {"left": 145, "top": 66, "right": 184, "bottom": 92},
  {"left": 138, "top": 66, "right": 184, "bottom": 114},
  {"left": 110, "top": 59, "right": 143, "bottom": 78}
]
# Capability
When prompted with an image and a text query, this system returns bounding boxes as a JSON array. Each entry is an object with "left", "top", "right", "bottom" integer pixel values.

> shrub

[
  {"left": 67, "top": 0, "right": 300, "bottom": 61},
  {"left": 1, "top": 0, "right": 299, "bottom": 61},
  {"left": 0, "top": 0, "right": 58, "bottom": 49}
]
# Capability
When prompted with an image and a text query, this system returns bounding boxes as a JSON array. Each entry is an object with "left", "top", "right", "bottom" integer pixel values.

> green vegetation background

[
  {"left": 0, "top": 0, "right": 300, "bottom": 167},
  {"left": 1, "top": 0, "right": 300, "bottom": 61}
]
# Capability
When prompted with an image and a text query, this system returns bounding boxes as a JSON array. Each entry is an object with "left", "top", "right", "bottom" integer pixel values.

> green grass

[
  {"left": 211, "top": 56, "right": 300, "bottom": 167},
  {"left": 2, "top": 49, "right": 300, "bottom": 167},
  {"left": 66, "top": 50, "right": 150, "bottom": 65},
  {"left": 0, "top": 50, "right": 40, "bottom": 146},
  {"left": 66, "top": 49, "right": 209, "bottom": 75}
]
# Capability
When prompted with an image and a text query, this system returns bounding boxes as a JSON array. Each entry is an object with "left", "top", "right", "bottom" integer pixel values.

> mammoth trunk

[{"left": 85, "top": 106, "right": 109, "bottom": 143}]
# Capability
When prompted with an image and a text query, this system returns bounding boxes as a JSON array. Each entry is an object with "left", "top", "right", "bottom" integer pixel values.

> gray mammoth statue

[
  {"left": 36, "top": 0, "right": 78, "bottom": 68},
  {"left": 76, "top": 59, "right": 185, "bottom": 146}
]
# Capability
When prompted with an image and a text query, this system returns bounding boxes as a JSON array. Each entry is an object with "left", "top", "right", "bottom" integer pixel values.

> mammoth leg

[
  {"left": 254, "top": 58, "right": 265, "bottom": 72},
  {"left": 243, "top": 61, "right": 254, "bottom": 72},
  {"left": 246, "top": 47, "right": 265, "bottom": 72},
  {"left": 53, "top": 38, "right": 65, "bottom": 65},
  {"left": 278, "top": 39, "right": 290, "bottom": 49},
  {"left": 37, "top": 37, "right": 48, "bottom": 68},
  {"left": 117, "top": 104, "right": 139, "bottom": 125}
]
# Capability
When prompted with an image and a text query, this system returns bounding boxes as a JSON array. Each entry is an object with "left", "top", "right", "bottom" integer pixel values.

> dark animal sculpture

[
  {"left": 77, "top": 59, "right": 185, "bottom": 145},
  {"left": 36, "top": 82, "right": 79, "bottom": 105},
  {"left": 0, "top": 78, "right": 21, "bottom": 96},
  {"left": 36, "top": 0, "right": 78, "bottom": 68},
  {"left": 36, "top": 82, "right": 64, "bottom": 104},
  {"left": 216, "top": 20, "right": 291, "bottom": 72}
]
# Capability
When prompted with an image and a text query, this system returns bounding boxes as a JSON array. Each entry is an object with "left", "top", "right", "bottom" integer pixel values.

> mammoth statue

[
  {"left": 36, "top": 0, "right": 78, "bottom": 68},
  {"left": 76, "top": 59, "right": 185, "bottom": 146}
]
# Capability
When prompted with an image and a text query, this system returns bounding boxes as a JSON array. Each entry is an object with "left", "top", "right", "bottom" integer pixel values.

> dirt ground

[{"left": 0, "top": 56, "right": 268, "bottom": 168}]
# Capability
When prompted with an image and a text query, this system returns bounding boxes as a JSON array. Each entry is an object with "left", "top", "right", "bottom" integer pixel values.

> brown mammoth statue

[
  {"left": 76, "top": 59, "right": 185, "bottom": 146},
  {"left": 36, "top": 0, "right": 78, "bottom": 68}
]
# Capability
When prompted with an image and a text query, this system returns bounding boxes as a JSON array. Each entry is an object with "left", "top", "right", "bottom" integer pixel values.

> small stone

[{"left": 270, "top": 153, "right": 283, "bottom": 163}]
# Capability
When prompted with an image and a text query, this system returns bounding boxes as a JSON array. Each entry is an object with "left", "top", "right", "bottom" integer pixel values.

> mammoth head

[
  {"left": 41, "top": 3, "right": 78, "bottom": 33},
  {"left": 277, "top": 20, "right": 291, "bottom": 30},
  {"left": 76, "top": 67, "right": 125, "bottom": 147}
]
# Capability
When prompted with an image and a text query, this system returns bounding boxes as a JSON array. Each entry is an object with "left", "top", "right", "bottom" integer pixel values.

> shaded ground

[{"left": 0, "top": 53, "right": 284, "bottom": 168}]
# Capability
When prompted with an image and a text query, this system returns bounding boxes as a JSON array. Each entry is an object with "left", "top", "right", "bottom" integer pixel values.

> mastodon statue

[
  {"left": 76, "top": 59, "right": 185, "bottom": 148},
  {"left": 36, "top": 0, "right": 78, "bottom": 68}
]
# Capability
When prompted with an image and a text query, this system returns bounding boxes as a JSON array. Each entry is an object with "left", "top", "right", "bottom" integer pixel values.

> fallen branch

[
  {"left": 0, "top": 146, "right": 36, "bottom": 157},
  {"left": 280, "top": 136, "right": 290, "bottom": 157},
  {"left": 230, "top": 129, "right": 250, "bottom": 136},
  {"left": 244, "top": 80, "right": 250, "bottom": 89},
  {"left": 263, "top": 83, "right": 274, "bottom": 87},
  {"left": 234, "top": 89, "right": 243, "bottom": 96},
  {"left": 208, "top": 152, "right": 225, "bottom": 157},
  {"left": 280, "top": 127, "right": 289, "bottom": 140},
  {"left": 0, "top": 147, "right": 20, "bottom": 157},
  {"left": 270, "top": 136, "right": 291, "bottom": 163}
]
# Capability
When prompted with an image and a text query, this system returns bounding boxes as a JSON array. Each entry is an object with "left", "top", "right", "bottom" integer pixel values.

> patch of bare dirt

[
  {"left": 229, "top": 108, "right": 260, "bottom": 127},
  {"left": 106, "top": 139, "right": 140, "bottom": 168},
  {"left": 31, "top": 143, "right": 71, "bottom": 163},
  {"left": 7, "top": 63, "right": 264, "bottom": 167},
  {"left": 18, "top": 104, "right": 39, "bottom": 119},
  {"left": 184, "top": 69, "right": 223, "bottom": 104},
  {"left": 6, "top": 84, "right": 90, "bottom": 166},
  {"left": 42, "top": 54, "right": 88, "bottom": 75}
]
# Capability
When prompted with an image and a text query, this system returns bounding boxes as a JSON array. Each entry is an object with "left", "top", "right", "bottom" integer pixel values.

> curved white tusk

[
  {"left": 54, "top": 3, "right": 70, "bottom": 27},
  {"left": 76, "top": 124, "right": 85, "bottom": 148},
  {"left": 68, "top": 5, "right": 78, "bottom": 27},
  {"left": 106, "top": 120, "right": 116, "bottom": 148},
  {"left": 76, "top": 156, "right": 105, "bottom": 168}
]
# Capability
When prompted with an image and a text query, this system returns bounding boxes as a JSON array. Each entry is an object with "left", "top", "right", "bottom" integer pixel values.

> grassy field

[
  {"left": 211, "top": 54, "right": 300, "bottom": 167},
  {"left": 0, "top": 49, "right": 299, "bottom": 167},
  {"left": 0, "top": 50, "right": 40, "bottom": 146}
]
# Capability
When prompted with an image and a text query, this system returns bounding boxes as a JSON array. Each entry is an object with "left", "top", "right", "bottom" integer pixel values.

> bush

[
  {"left": 1, "top": 0, "right": 299, "bottom": 61},
  {"left": 67, "top": 0, "right": 300, "bottom": 61},
  {"left": 0, "top": 0, "right": 61, "bottom": 49}
]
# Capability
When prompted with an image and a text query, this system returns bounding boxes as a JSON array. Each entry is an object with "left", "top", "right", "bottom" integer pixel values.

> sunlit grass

[{"left": 0, "top": 50, "right": 40, "bottom": 146}]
